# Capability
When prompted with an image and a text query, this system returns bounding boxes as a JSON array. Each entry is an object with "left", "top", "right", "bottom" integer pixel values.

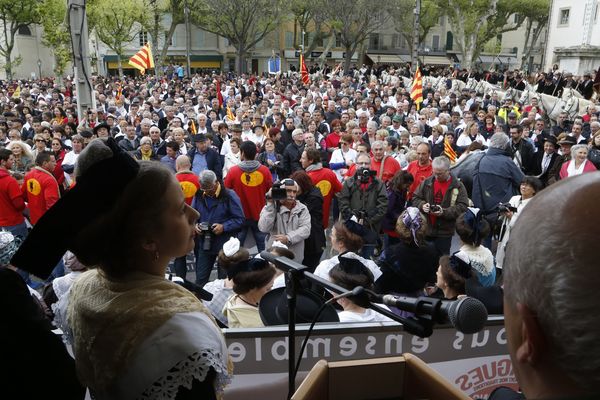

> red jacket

[
  {"left": 406, "top": 161, "right": 433, "bottom": 199},
  {"left": 22, "top": 167, "right": 60, "bottom": 225},
  {"left": 307, "top": 167, "right": 343, "bottom": 228},
  {"left": 176, "top": 170, "right": 200, "bottom": 205},
  {"left": 224, "top": 163, "right": 272, "bottom": 221},
  {"left": 0, "top": 169, "right": 26, "bottom": 226}
]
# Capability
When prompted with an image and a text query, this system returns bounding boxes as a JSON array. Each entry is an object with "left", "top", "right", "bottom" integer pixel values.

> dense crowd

[{"left": 1, "top": 65, "right": 599, "bottom": 398}]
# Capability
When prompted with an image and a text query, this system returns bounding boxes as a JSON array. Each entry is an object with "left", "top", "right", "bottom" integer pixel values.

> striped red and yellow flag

[
  {"left": 226, "top": 106, "right": 235, "bottom": 121},
  {"left": 444, "top": 137, "right": 457, "bottom": 163},
  {"left": 300, "top": 53, "right": 310, "bottom": 85},
  {"left": 128, "top": 44, "right": 154, "bottom": 75},
  {"left": 189, "top": 119, "right": 197, "bottom": 135},
  {"left": 410, "top": 66, "right": 423, "bottom": 109},
  {"left": 115, "top": 83, "right": 122, "bottom": 101}
]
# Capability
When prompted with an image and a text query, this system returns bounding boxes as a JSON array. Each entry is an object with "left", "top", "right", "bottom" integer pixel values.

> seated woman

[
  {"left": 329, "top": 257, "right": 393, "bottom": 323},
  {"left": 221, "top": 257, "right": 276, "bottom": 328},
  {"left": 435, "top": 253, "right": 472, "bottom": 300},
  {"left": 11, "top": 138, "right": 231, "bottom": 399},
  {"left": 202, "top": 237, "right": 249, "bottom": 327},
  {"left": 375, "top": 207, "right": 438, "bottom": 317},
  {"left": 313, "top": 219, "right": 382, "bottom": 285},
  {"left": 454, "top": 208, "right": 496, "bottom": 287}
]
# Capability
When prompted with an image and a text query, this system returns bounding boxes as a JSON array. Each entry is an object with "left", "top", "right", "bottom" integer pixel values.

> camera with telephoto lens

[
  {"left": 498, "top": 202, "right": 517, "bottom": 213},
  {"left": 197, "top": 222, "right": 213, "bottom": 251},
  {"left": 356, "top": 167, "right": 376, "bottom": 183}
]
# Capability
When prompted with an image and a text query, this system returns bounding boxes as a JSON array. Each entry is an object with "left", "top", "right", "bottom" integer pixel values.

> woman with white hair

[
  {"left": 559, "top": 144, "right": 597, "bottom": 179},
  {"left": 8, "top": 141, "right": 34, "bottom": 179},
  {"left": 131, "top": 136, "right": 158, "bottom": 161}
]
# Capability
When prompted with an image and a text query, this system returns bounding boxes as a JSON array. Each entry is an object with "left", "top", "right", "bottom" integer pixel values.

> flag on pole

[
  {"left": 115, "top": 83, "right": 122, "bottom": 102},
  {"left": 11, "top": 85, "right": 20, "bottom": 99},
  {"left": 443, "top": 137, "right": 457, "bottom": 163},
  {"left": 226, "top": 106, "right": 235, "bottom": 121},
  {"left": 410, "top": 65, "right": 423, "bottom": 110},
  {"left": 189, "top": 119, "right": 197, "bottom": 135},
  {"left": 300, "top": 53, "right": 310, "bottom": 85},
  {"left": 216, "top": 80, "right": 223, "bottom": 108},
  {"left": 128, "top": 44, "right": 155, "bottom": 75},
  {"left": 268, "top": 55, "right": 281, "bottom": 75}
]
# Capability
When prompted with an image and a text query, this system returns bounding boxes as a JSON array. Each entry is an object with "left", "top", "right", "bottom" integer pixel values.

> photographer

[
  {"left": 495, "top": 176, "right": 543, "bottom": 270},
  {"left": 258, "top": 178, "right": 311, "bottom": 263},
  {"left": 338, "top": 153, "right": 388, "bottom": 259},
  {"left": 412, "top": 156, "right": 469, "bottom": 256},
  {"left": 192, "top": 170, "right": 245, "bottom": 287}
]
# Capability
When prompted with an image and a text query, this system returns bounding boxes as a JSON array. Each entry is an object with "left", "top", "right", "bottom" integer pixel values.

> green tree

[
  {"left": 88, "top": 0, "right": 148, "bottom": 76},
  {"left": 322, "top": 0, "right": 393, "bottom": 72},
  {"left": 390, "top": 0, "right": 441, "bottom": 57},
  {"left": 519, "top": 0, "right": 550, "bottom": 72},
  {"left": 38, "top": 0, "right": 71, "bottom": 77},
  {"left": 290, "top": 0, "right": 331, "bottom": 56},
  {"left": 440, "top": 0, "right": 524, "bottom": 71},
  {"left": 193, "top": 0, "right": 285, "bottom": 73},
  {"left": 0, "top": 0, "right": 40, "bottom": 80}
]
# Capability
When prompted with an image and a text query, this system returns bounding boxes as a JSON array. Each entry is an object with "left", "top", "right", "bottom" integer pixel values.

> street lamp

[{"left": 37, "top": 59, "right": 42, "bottom": 78}]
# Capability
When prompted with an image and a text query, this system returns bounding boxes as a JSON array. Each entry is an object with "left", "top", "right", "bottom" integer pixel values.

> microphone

[
  {"left": 373, "top": 293, "right": 488, "bottom": 334},
  {"left": 327, "top": 286, "right": 365, "bottom": 305}
]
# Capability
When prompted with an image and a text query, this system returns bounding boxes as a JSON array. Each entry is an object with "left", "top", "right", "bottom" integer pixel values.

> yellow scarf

[
  {"left": 140, "top": 147, "right": 153, "bottom": 160},
  {"left": 67, "top": 269, "right": 221, "bottom": 392}
]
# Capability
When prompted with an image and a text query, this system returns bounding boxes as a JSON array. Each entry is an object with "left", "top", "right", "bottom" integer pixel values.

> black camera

[
  {"left": 269, "top": 179, "right": 294, "bottom": 201},
  {"left": 356, "top": 167, "right": 376, "bottom": 183},
  {"left": 197, "top": 222, "right": 213, "bottom": 251},
  {"left": 431, "top": 204, "right": 442, "bottom": 213},
  {"left": 498, "top": 203, "right": 517, "bottom": 213}
]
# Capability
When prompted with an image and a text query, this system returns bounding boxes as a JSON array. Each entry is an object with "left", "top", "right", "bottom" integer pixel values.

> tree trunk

[
  {"left": 5, "top": 54, "right": 11, "bottom": 81},
  {"left": 117, "top": 57, "right": 123, "bottom": 77},
  {"left": 520, "top": 19, "right": 533, "bottom": 70},
  {"left": 343, "top": 45, "right": 353, "bottom": 73},
  {"left": 161, "top": 21, "right": 179, "bottom": 66},
  {"left": 317, "top": 33, "right": 335, "bottom": 69},
  {"left": 237, "top": 45, "right": 246, "bottom": 74}
]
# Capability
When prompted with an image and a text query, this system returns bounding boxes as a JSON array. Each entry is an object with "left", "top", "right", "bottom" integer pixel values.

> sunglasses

[{"left": 35, "top": 139, "right": 45, "bottom": 142}]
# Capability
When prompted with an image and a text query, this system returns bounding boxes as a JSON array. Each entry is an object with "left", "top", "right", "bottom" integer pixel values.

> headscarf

[
  {"left": 401, "top": 207, "right": 422, "bottom": 246},
  {"left": 463, "top": 207, "right": 485, "bottom": 246}
]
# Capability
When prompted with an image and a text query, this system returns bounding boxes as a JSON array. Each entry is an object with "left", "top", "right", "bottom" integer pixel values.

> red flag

[
  {"left": 300, "top": 53, "right": 310, "bottom": 85},
  {"left": 216, "top": 80, "right": 223, "bottom": 108},
  {"left": 444, "top": 137, "right": 457, "bottom": 163}
]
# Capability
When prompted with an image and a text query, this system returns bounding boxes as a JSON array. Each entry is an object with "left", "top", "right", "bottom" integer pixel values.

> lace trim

[{"left": 140, "top": 349, "right": 231, "bottom": 399}]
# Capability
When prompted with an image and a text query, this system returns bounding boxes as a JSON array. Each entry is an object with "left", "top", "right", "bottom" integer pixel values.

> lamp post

[
  {"left": 37, "top": 59, "right": 42, "bottom": 78},
  {"left": 184, "top": 0, "right": 191, "bottom": 76}
]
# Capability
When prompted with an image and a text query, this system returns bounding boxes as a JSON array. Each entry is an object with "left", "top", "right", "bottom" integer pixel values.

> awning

[
  {"left": 367, "top": 53, "right": 411, "bottom": 64},
  {"left": 478, "top": 55, "right": 499, "bottom": 64},
  {"left": 422, "top": 55, "right": 452, "bottom": 65},
  {"left": 496, "top": 56, "right": 517, "bottom": 65}
]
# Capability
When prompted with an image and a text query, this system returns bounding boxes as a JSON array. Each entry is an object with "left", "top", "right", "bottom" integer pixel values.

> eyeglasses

[{"left": 35, "top": 139, "right": 44, "bottom": 142}]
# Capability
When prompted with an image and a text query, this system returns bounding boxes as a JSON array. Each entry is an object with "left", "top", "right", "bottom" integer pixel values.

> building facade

[
  {"left": 544, "top": 0, "right": 600, "bottom": 74},
  {"left": 0, "top": 25, "right": 56, "bottom": 80}
]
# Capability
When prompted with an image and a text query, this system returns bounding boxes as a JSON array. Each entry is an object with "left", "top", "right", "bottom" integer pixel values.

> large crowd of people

[{"left": 1, "top": 63, "right": 599, "bottom": 398}]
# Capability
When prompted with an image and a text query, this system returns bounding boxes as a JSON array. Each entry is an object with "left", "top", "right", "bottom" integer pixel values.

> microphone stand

[{"left": 260, "top": 252, "right": 432, "bottom": 399}]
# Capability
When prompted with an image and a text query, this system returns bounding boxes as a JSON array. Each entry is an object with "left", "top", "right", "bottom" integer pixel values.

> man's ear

[{"left": 515, "top": 303, "right": 548, "bottom": 366}]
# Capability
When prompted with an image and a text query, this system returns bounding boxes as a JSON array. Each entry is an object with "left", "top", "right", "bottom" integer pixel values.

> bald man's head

[
  {"left": 504, "top": 172, "right": 600, "bottom": 394},
  {"left": 175, "top": 155, "right": 191, "bottom": 171}
]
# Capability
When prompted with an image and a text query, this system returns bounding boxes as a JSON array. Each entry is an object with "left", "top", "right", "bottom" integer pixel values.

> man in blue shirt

[{"left": 188, "top": 133, "right": 223, "bottom": 180}]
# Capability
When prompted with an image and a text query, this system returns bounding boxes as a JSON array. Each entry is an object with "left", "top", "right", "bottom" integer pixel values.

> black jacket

[
  {"left": 297, "top": 187, "right": 326, "bottom": 257},
  {"left": 508, "top": 138, "right": 536, "bottom": 175},
  {"left": 282, "top": 142, "right": 305, "bottom": 178},
  {"left": 531, "top": 150, "right": 561, "bottom": 187}
]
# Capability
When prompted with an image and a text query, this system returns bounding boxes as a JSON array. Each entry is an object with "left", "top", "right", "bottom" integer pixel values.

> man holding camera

[
  {"left": 192, "top": 170, "right": 245, "bottom": 287},
  {"left": 338, "top": 153, "right": 388, "bottom": 259},
  {"left": 412, "top": 156, "right": 469, "bottom": 256},
  {"left": 258, "top": 179, "right": 311, "bottom": 263}
]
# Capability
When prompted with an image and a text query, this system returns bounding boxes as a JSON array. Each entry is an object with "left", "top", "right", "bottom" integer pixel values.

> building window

[
  {"left": 514, "top": 14, "right": 523, "bottom": 24},
  {"left": 334, "top": 32, "right": 342, "bottom": 48},
  {"left": 17, "top": 25, "right": 32, "bottom": 36},
  {"left": 285, "top": 31, "right": 293, "bottom": 48},
  {"left": 368, "top": 33, "right": 380, "bottom": 50},
  {"left": 558, "top": 8, "right": 570, "bottom": 26},
  {"left": 432, "top": 35, "right": 440, "bottom": 51},
  {"left": 139, "top": 31, "right": 148, "bottom": 46}
]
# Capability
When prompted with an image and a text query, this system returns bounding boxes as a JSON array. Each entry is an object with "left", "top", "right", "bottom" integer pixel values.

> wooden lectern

[{"left": 292, "top": 353, "right": 469, "bottom": 400}]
